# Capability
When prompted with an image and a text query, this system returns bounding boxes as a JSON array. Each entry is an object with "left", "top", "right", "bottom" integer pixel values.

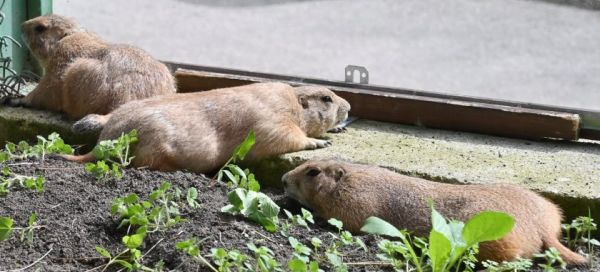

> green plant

[
  {"left": 533, "top": 247, "right": 566, "bottom": 272},
  {"left": 482, "top": 257, "right": 533, "bottom": 272},
  {"left": 186, "top": 187, "right": 201, "bottom": 209},
  {"left": 280, "top": 208, "right": 314, "bottom": 237},
  {"left": 0, "top": 132, "right": 73, "bottom": 163},
  {"left": 247, "top": 243, "right": 283, "bottom": 272},
  {"left": 176, "top": 237, "right": 217, "bottom": 272},
  {"left": 319, "top": 218, "right": 366, "bottom": 272},
  {"left": 361, "top": 205, "right": 514, "bottom": 272},
  {"left": 85, "top": 130, "right": 138, "bottom": 181},
  {"left": 95, "top": 227, "right": 155, "bottom": 272},
  {"left": 216, "top": 130, "right": 260, "bottom": 192},
  {"left": 111, "top": 182, "right": 184, "bottom": 233},
  {"left": 0, "top": 212, "right": 41, "bottom": 243},
  {"left": 0, "top": 166, "right": 44, "bottom": 194},
  {"left": 221, "top": 188, "right": 280, "bottom": 232},
  {"left": 562, "top": 212, "right": 599, "bottom": 256},
  {"left": 210, "top": 247, "right": 252, "bottom": 272}
]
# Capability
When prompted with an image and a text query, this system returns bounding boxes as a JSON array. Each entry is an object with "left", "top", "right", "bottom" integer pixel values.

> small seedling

[
  {"left": 0, "top": 213, "right": 41, "bottom": 243},
  {"left": 280, "top": 208, "right": 314, "bottom": 237},
  {"left": 289, "top": 237, "right": 313, "bottom": 263},
  {"left": 176, "top": 237, "right": 217, "bottom": 272},
  {"left": 221, "top": 188, "right": 280, "bottom": 232},
  {"left": 0, "top": 132, "right": 73, "bottom": 163},
  {"left": 562, "top": 212, "right": 599, "bottom": 257},
  {"left": 0, "top": 166, "right": 45, "bottom": 194},
  {"left": 215, "top": 131, "right": 261, "bottom": 192},
  {"left": 111, "top": 182, "right": 184, "bottom": 233},
  {"left": 533, "top": 247, "right": 566, "bottom": 272},
  {"left": 85, "top": 130, "right": 137, "bottom": 181},
  {"left": 247, "top": 243, "right": 283, "bottom": 272},
  {"left": 210, "top": 247, "right": 252, "bottom": 272},
  {"left": 482, "top": 257, "right": 533, "bottom": 272},
  {"left": 95, "top": 226, "right": 154, "bottom": 272},
  {"left": 321, "top": 218, "right": 366, "bottom": 272},
  {"left": 186, "top": 187, "right": 201, "bottom": 209}
]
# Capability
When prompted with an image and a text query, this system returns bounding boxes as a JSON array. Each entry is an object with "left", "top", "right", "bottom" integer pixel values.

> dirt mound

[{"left": 0, "top": 158, "right": 381, "bottom": 271}]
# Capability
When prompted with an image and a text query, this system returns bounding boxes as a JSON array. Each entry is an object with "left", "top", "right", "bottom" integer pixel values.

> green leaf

[
  {"left": 247, "top": 174, "right": 261, "bottom": 192},
  {"left": 360, "top": 216, "right": 404, "bottom": 238},
  {"left": 27, "top": 212, "right": 37, "bottom": 227},
  {"left": 288, "top": 258, "right": 308, "bottom": 272},
  {"left": 122, "top": 233, "right": 145, "bottom": 249},
  {"left": 328, "top": 218, "right": 343, "bottom": 231},
  {"left": 431, "top": 204, "right": 452, "bottom": 240},
  {"left": 429, "top": 230, "right": 452, "bottom": 272},
  {"left": 0, "top": 217, "right": 14, "bottom": 241},
  {"left": 232, "top": 130, "right": 256, "bottom": 161},
  {"left": 113, "top": 260, "right": 133, "bottom": 270},
  {"left": 95, "top": 246, "right": 112, "bottom": 258},
  {"left": 325, "top": 252, "right": 343, "bottom": 267},
  {"left": 463, "top": 211, "right": 514, "bottom": 246},
  {"left": 186, "top": 187, "right": 200, "bottom": 208}
]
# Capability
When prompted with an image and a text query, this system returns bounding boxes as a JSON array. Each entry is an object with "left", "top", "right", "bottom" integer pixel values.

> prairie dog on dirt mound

[
  {"left": 4, "top": 14, "right": 175, "bottom": 119},
  {"left": 64, "top": 83, "right": 351, "bottom": 173},
  {"left": 283, "top": 160, "right": 587, "bottom": 264}
]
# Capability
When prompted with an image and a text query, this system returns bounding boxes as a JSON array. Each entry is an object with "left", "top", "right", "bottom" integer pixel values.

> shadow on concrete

[{"left": 176, "top": 0, "right": 328, "bottom": 8}]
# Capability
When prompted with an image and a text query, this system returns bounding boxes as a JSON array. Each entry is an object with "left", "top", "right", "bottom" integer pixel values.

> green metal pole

[{"left": 0, "top": 0, "right": 51, "bottom": 77}]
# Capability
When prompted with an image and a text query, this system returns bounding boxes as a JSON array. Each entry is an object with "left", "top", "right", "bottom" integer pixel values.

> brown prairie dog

[
  {"left": 283, "top": 160, "right": 587, "bottom": 264},
  {"left": 64, "top": 83, "right": 351, "bottom": 173},
  {"left": 8, "top": 14, "right": 175, "bottom": 119}
]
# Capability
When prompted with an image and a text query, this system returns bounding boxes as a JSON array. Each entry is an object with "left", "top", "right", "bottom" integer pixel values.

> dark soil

[{"left": 0, "top": 158, "right": 598, "bottom": 271}]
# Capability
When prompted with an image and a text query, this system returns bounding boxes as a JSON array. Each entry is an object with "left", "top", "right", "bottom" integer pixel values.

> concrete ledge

[
  {"left": 0, "top": 106, "right": 98, "bottom": 151},
  {"left": 251, "top": 119, "right": 600, "bottom": 224}
]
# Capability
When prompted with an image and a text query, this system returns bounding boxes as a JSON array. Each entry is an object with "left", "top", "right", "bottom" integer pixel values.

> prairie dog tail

[
  {"left": 60, "top": 152, "right": 96, "bottom": 163},
  {"left": 72, "top": 113, "right": 111, "bottom": 134},
  {"left": 543, "top": 233, "right": 588, "bottom": 265}
]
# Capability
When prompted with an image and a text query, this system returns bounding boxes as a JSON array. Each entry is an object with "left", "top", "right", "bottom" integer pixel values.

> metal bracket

[{"left": 345, "top": 65, "right": 369, "bottom": 84}]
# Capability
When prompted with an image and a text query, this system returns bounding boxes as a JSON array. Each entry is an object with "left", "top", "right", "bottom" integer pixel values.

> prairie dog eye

[
  {"left": 320, "top": 96, "right": 333, "bottom": 103},
  {"left": 306, "top": 168, "right": 321, "bottom": 177},
  {"left": 35, "top": 24, "right": 48, "bottom": 33}
]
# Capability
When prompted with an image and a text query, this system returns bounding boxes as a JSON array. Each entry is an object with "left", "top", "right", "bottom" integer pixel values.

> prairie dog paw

[
  {"left": 305, "top": 138, "right": 332, "bottom": 149},
  {"left": 327, "top": 126, "right": 347, "bottom": 133}
]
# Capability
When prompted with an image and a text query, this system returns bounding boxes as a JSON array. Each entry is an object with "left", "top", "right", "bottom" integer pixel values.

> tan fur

[
  {"left": 64, "top": 83, "right": 350, "bottom": 173},
  {"left": 283, "top": 160, "right": 587, "bottom": 264},
  {"left": 13, "top": 15, "right": 175, "bottom": 119}
]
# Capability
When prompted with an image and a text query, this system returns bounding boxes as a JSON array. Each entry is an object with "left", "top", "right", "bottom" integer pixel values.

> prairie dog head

[
  {"left": 294, "top": 86, "right": 351, "bottom": 137},
  {"left": 21, "top": 15, "right": 83, "bottom": 65},
  {"left": 282, "top": 160, "right": 352, "bottom": 211}
]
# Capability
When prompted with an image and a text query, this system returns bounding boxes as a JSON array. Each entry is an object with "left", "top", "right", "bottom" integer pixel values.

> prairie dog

[
  {"left": 6, "top": 14, "right": 175, "bottom": 119},
  {"left": 283, "top": 160, "right": 587, "bottom": 264},
  {"left": 64, "top": 83, "right": 351, "bottom": 173}
]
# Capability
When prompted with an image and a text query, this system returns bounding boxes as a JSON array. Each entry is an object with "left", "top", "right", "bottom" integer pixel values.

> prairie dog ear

[
  {"left": 298, "top": 95, "right": 309, "bottom": 109},
  {"left": 334, "top": 168, "right": 345, "bottom": 182}
]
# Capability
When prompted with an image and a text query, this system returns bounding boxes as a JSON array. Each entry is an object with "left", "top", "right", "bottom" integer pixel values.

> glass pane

[{"left": 55, "top": 0, "right": 600, "bottom": 110}]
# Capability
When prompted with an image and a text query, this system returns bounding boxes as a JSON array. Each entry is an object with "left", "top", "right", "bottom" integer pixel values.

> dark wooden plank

[{"left": 174, "top": 69, "right": 581, "bottom": 141}]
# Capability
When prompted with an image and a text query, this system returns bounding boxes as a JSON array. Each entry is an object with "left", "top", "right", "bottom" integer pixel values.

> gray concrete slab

[{"left": 54, "top": 0, "right": 600, "bottom": 111}]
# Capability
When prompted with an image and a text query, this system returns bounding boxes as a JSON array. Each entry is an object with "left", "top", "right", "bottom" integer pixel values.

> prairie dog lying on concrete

[
  {"left": 5, "top": 15, "right": 175, "bottom": 119},
  {"left": 65, "top": 83, "right": 350, "bottom": 173},
  {"left": 283, "top": 160, "right": 587, "bottom": 264}
]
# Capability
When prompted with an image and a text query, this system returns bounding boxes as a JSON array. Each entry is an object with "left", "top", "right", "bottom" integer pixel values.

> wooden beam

[{"left": 174, "top": 68, "right": 581, "bottom": 141}]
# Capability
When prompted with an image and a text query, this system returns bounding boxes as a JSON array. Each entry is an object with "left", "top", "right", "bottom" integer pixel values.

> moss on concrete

[{"left": 0, "top": 106, "right": 98, "bottom": 151}]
